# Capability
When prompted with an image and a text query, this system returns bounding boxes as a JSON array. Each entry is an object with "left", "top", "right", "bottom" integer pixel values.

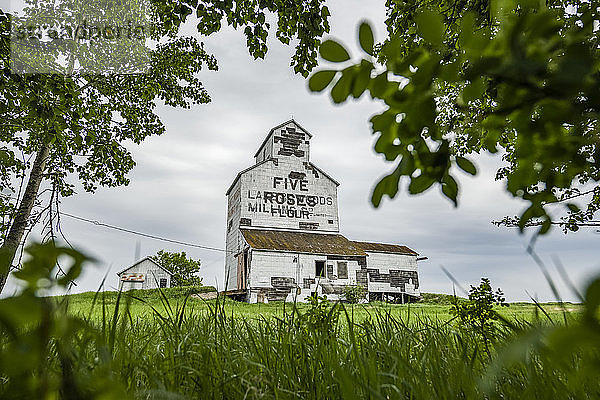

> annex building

[
  {"left": 117, "top": 257, "right": 173, "bottom": 291},
  {"left": 225, "top": 120, "right": 422, "bottom": 303}
]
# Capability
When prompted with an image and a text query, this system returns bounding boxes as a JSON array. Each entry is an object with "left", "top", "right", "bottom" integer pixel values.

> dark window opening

[
  {"left": 337, "top": 262, "right": 348, "bottom": 279},
  {"left": 315, "top": 260, "right": 325, "bottom": 277},
  {"left": 328, "top": 219, "right": 334, "bottom": 224},
  {"left": 240, "top": 218, "right": 251, "bottom": 226},
  {"left": 159, "top": 278, "right": 167, "bottom": 288},
  {"left": 326, "top": 263, "right": 334, "bottom": 279}
]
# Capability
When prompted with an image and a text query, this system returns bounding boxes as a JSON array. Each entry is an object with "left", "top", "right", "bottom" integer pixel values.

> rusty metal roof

[
  {"left": 351, "top": 241, "right": 418, "bottom": 256},
  {"left": 240, "top": 229, "right": 367, "bottom": 256}
]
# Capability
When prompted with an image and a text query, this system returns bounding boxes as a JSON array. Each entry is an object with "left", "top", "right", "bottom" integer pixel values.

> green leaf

[
  {"left": 308, "top": 70, "right": 337, "bottom": 92},
  {"left": 456, "top": 156, "right": 477, "bottom": 175},
  {"left": 398, "top": 153, "right": 415, "bottom": 176},
  {"left": 0, "top": 296, "right": 43, "bottom": 336},
  {"left": 358, "top": 22, "right": 374, "bottom": 56},
  {"left": 371, "top": 169, "right": 400, "bottom": 207},
  {"left": 331, "top": 68, "right": 354, "bottom": 104},
  {"left": 584, "top": 277, "right": 600, "bottom": 322},
  {"left": 441, "top": 174, "right": 459, "bottom": 206},
  {"left": 539, "top": 216, "right": 552, "bottom": 234},
  {"left": 319, "top": 40, "right": 350, "bottom": 62},
  {"left": 461, "top": 78, "right": 485, "bottom": 103},
  {"left": 369, "top": 71, "right": 397, "bottom": 99},
  {"left": 351, "top": 61, "right": 373, "bottom": 98},
  {"left": 408, "top": 174, "right": 436, "bottom": 194},
  {"left": 567, "top": 203, "right": 580, "bottom": 213},
  {"left": 370, "top": 111, "right": 395, "bottom": 133},
  {"left": 415, "top": 9, "right": 445, "bottom": 46}
]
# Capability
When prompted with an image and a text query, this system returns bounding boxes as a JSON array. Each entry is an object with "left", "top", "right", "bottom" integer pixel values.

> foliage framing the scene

[
  {"left": 0, "top": 0, "right": 331, "bottom": 293},
  {"left": 0, "top": 243, "right": 127, "bottom": 398},
  {"left": 153, "top": 0, "right": 331, "bottom": 76},
  {"left": 150, "top": 250, "right": 202, "bottom": 287},
  {"left": 310, "top": 0, "right": 600, "bottom": 234}
]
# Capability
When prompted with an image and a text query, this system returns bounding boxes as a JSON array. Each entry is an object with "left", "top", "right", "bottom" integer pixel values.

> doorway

[
  {"left": 315, "top": 260, "right": 325, "bottom": 278},
  {"left": 237, "top": 250, "right": 248, "bottom": 290}
]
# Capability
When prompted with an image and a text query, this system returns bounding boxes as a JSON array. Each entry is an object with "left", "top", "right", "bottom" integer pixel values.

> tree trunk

[{"left": 0, "top": 144, "right": 50, "bottom": 293}]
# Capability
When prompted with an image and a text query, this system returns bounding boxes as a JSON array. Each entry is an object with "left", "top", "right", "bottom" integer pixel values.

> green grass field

[
  {"left": 60, "top": 287, "right": 582, "bottom": 324},
  {"left": 2, "top": 284, "right": 597, "bottom": 399}
]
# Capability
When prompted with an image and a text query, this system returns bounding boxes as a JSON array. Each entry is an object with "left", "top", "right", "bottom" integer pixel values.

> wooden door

[{"left": 237, "top": 250, "right": 248, "bottom": 290}]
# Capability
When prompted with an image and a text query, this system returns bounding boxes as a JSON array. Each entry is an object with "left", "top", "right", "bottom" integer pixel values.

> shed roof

[
  {"left": 116, "top": 257, "right": 174, "bottom": 276},
  {"left": 240, "top": 229, "right": 367, "bottom": 256},
  {"left": 350, "top": 241, "right": 418, "bottom": 256}
]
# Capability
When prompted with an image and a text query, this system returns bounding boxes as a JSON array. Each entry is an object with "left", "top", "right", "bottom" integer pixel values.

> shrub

[
  {"left": 343, "top": 285, "right": 366, "bottom": 303},
  {"left": 452, "top": 278, "right": 508, "bottom": 357}
]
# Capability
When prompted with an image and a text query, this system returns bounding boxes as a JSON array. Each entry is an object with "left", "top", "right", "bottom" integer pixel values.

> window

[
  {"left": 315, "top": 260, "right": 325, "bottom": 277},
  {"left": 159, "top": 278, "right": 167, "bottom": 288},
  {"left": 327, "top": 263, "right": 334, "bottom": 279},
  {"left": 337, "top": 262, "right": 348, "bottom": 279}
]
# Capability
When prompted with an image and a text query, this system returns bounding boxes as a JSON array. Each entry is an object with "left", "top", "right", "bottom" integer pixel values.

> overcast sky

[{"left": 6, "top": 0, "right": 599, "bottom": 301}]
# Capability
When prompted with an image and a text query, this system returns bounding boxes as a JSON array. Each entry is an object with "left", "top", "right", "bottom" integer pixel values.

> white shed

[{"left": 117, "top": 257, "right": 173, "bottom": 291}]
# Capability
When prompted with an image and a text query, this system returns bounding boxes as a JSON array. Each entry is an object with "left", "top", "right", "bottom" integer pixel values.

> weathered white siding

[
  {"left": 118, "top": 258, "right": 171, "bottom": 291},
  {"left": 225, "top": 179, "right": 245, "bottom": 290},
  {"left": 254, "top": 133, "right": 274, "bottom": 164},
  {"left": 247, "top": 250, "right": 363, "bottom": 303},
  {"left": 365, "top": 252, "right": 420, "bottom": 297},
  {"left": 254, "top": 121, "right": 310, "bottom": 164},
  {"left": 239, "top": 158, "right": 339, "bottom": 233}
]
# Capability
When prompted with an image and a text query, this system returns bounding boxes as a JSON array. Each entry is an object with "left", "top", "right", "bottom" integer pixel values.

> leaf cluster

[
  {"left": 452, "top": 277, "right": 508, "bottom": 329},
  {"left": 310, "top": 1, "right": 600, "bottom": 234},
  {"left": 1, "top": 5, "right": 218, "bottom": 193},
  {"left": 296, "top": 294, "right": 340, "bottom": 338},
  {"left": 451, "top": 277, "right": 508, "bottom": 356},
  {"left": 0, "top": 0, "right": 331, "bottom": 243},
  {"left": 0, "top": 242, "right": 127, "bottom": 398},
  {"left": 310, "top": 21, "right": 478, "bottom": 208},
  {"left": 152, "top": 0, "right": 331, "bottom": 76}
]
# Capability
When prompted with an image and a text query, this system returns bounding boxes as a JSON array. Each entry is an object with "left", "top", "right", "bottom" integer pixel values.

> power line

[{"left": 59, "top": 211, "right": 225, "bottom": 252}]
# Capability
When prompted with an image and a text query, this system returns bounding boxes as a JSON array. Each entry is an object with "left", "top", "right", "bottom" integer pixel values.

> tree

[
  {"left": 0, "top": 0, "right": 331, "bottom": 293},
  {"left": 151, "top": 250, "right": 202, "bottom": 287},
  {"left": 309, "top": 0, "right": 600, "bottom": 235}
]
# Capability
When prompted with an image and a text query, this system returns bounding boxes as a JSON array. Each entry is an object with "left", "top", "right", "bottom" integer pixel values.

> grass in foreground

[
  {"left": 70, "top": 291, "right": 596, "bottom": 399},
  {"left": 1, "top": 243, "right": 597, "bottom": 399}
]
